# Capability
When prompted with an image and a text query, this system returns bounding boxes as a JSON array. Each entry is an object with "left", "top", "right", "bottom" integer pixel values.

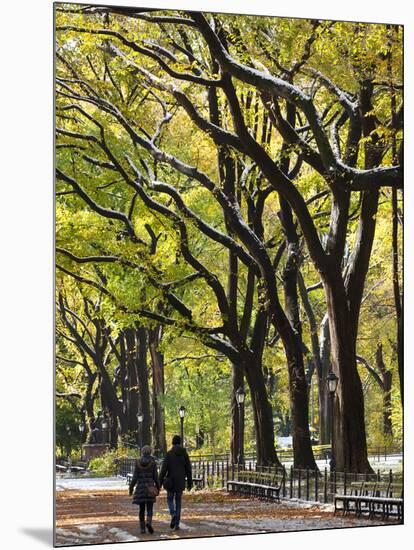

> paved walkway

[{"left": 55, "top": 482, "right": 398, "bottom": 546}]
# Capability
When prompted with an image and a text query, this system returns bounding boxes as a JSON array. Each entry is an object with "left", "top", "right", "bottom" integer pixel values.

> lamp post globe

[
  {"left": 101, "top": 418, "right": 109, "bottom": 445},
  {"left": 179, "top": 406, "right": 185, "bottom": 444},
  {"left": 235, "top": 386, "right": 246, "bottom": 405},
  {"left": 327, "top": 371, "right": 339, "bottom": 395},
  {"left": 136, "top": 412, "right": 144, "bottom": 449},
  {"left": 326, "top": 371, "right": 339, "bottom": 470}
]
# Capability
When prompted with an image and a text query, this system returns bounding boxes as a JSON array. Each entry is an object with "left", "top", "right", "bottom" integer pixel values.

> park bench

[
  {"left": 356, "top": 482, "right": 403, "bottom": 520},
  {"left": 192, "top": 476, "right": 204, "bottom": 490},
  {"left": 227, "top": 470, "right": 282, "bottom": 501},
  {"left": 334, "top": 481, "right": 366, "bottom": 515},
  {"left": 334, "top": 481, "right": 403, "bottom": 520},
  {"left": 69, "top": 465, "right": 86, "bottom": 474}
]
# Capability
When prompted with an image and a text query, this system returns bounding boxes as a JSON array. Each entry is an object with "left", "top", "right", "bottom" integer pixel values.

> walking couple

[{"left": 129, "top": 435, "right": 193, "bottom": 534}]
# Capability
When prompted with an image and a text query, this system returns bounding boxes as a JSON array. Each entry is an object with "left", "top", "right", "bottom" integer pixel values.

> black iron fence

[
  {"left": 116, "top": 455, "right": 402, "bottom": 505},
  {"left": 117, "top": 457, "right": 138, "bottom": 478},
  {"left": 187, "top": 444, "right": 401, "bottom": 464},
  {"left": 232, "top": 464, "right": 402, "bottom": 504}
]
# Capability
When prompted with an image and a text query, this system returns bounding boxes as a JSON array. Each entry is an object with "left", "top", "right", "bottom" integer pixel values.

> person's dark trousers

[
  {"left": 167, "top": 491, "right": 183, "bottom": 525},
  {"left": 139, "top": 502, "right": 154, "bottom": 523}
]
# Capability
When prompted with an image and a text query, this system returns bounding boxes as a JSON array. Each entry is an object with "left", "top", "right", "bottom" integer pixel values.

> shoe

[
  {"left": 170, "top": 515, "right": 176, "bottom": 529},
  {"left": 146, "top": 522, "right": 154, "bottom": 534},
  {"left": 174, "top": 524, "right": 180, "bottom": 531},
  {"left": 140, "top": 521, "right": 146, "bottom": 534}
]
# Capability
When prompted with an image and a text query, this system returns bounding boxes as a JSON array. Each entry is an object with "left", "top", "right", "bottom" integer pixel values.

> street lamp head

[
  {"left": 179, "top": 406, "right": 186, "bottom": 418},
  {"left": 65, "top": 425, "right": 71, "bottom": 434},
  {"left": 137, "top": 412, "right": 144, "bottom": 423},
  {"left": 235, "top": 386, "right": 246, "bottom": 405},
  {"left": 102, "top": 420, "right": 109, "bottom": 430},
  {"left": 327, "top": 371, "right": 339, "bottom": 395},
  {"left": 79, "top": 423, "right": 85, "bottom": 433}
]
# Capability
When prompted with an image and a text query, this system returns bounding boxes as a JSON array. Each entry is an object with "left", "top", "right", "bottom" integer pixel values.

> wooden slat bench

[
  {"left": 227, "top": 470, "right": 282, "bottom": 501},
  {"left": 358, "top": 483, "right": 403, "bottom": 520},
  {"left": 69, "top": 465, "right": 86, "bottom": 473},
  {"left": 334, "top": 481, "right": 403, "bottom": 520},
  {"left": 192, "top": 476, "right": 204, "bottom": 490},
  {"left": 334, "top": 481, "right": 366, "bottom": 515}
]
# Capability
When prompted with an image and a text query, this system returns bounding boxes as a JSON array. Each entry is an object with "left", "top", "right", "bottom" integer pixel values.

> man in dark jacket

[{"left": 159, "top": 435, "right": 192, "bottom": 530}]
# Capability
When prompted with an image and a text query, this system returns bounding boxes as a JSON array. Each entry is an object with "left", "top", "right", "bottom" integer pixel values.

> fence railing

[
  {"left": 235, "top": 465, "right": 402, "bottom": 504},
  {"left": 56, "top": 456, "right": 87, "bottom": 470},
  {"left": 188, "top": 444, "right": 402, "bottom": 464},
  {"left": 116, "top": 456, "right": 402, "bottom": 505}
]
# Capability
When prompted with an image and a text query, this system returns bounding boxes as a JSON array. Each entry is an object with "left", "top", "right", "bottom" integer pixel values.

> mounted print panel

[{"left": 54, "top": 2, "right": 404, "bottom": 546}]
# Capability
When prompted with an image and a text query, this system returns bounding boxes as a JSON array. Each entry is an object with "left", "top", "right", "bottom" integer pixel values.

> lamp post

[
  {"left": 327, "top": 371, "right": 339, "bottom": 471},
  {"left": 65, "top": 425, "right": 72, "bottom": 466},
  {"left": 235, "top": 386, "right": 245, "bottom": 465},
  {"left": 79, "top": 422, "right": 85, "bottom": 459},
  {"left": 179, "top": 406, "right": 185, "bottom": 444},
  {"left": 79, "top": 422, "right": 85, "bottom": 438},
  {"left": 102, "top": 417, "right": 109, "bottom": 445},
  {"left": 136, "top": 412, "right": 144, "bottom": 450}
]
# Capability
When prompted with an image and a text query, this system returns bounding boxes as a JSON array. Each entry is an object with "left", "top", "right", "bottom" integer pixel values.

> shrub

[{"left": 88, "top": 447, "right": 139, "bottom": 476}]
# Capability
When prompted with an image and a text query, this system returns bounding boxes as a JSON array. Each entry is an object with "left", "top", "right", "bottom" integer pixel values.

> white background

[{"left": 0, "top": 0, "right": 412, "bottom": 549}]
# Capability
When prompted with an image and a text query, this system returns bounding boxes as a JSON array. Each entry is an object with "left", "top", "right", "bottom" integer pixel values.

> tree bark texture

[{"left": 149, "top": 325, "right": 167, "bottom": 455}]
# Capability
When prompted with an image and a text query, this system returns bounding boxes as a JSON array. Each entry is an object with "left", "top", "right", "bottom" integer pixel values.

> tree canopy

[{"left": 55, "top": 4, "right": 403, "bottom": 472}]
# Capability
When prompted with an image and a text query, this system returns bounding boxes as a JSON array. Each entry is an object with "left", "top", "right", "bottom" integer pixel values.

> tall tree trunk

[
  {"left": 125, "top": 328, "right": 140, "bottom": 435},
  {"left": 318, "top": 314, "right": 331, "bottom": 445},
  {"left": 283, "top": 339, "right": 317, "bottom": 469},
  {"left": 323, "top": 270, "right": 373, "bottom": 473},
  {"left": 297, "top": 270, "right": 331, "bottom": 448},
  {"left": 118, "top": 331, "right": 129, "bottom": 431},
  {"left": 97, "top": 355, "right": 127, "bottom": 437},
  {"left": 319, "top": 78, "right": 380, "bottom": 473},
  {"left": 244, "top": 357, "right": 282, "bottom": 467},
  {"left": 389, "top": 24, "right": 403, "bottom": 407},
  {"left": 149, "top": 324, "right": 167, "bottom": 456},
  {"left": 83, "top": 367, "right": 97, "bottom": 444},
  {"left": 391, "top": 187, "right": 403, "bottom": 405},
  {"left": 275, "top": 206, "right": 317, "bottom": 468},
  {"left": 375, "top": 344, "right": 393, "bottom": 436},
  {"left": 136, "top": 326, "right": 151, "bottom": 447},
  {"left": 276, "top": 98, "right": 317, "bottom": 470}
]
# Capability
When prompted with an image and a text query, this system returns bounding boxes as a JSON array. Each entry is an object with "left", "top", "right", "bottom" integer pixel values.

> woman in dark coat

[{"left": 129, "top": 445, "right": 160, "bottom": 534}]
